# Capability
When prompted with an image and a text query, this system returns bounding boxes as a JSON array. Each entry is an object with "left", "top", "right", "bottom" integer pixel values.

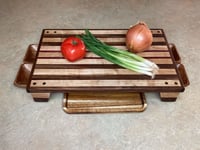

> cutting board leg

[
  {"left": 159, "top": 92, "right": 179, "bottom": 102},
  {"left": 31, "top": 93, "right": 50, "bottom": 102}
]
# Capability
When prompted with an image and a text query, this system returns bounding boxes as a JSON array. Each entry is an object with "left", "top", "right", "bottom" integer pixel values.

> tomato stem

[{"left": 72, "top": 40, "right": 78, "bottom": 45}]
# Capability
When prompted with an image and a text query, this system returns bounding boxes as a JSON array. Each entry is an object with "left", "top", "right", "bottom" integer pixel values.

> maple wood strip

[
  {"left": 38, "top": 52, "right": 62, "bottom": 57},
  {"left": 152, "top": 37, "right": 166, "bottom": 42},
  {"left": 30, "top": 79, "right": 181, "bottom": 88},
  {"left": 44, "top": 29, "right": 127, "bottom": 35},
  {"left": 40, "top": 46, "right": 61, "bottom": 51},
  {"left": 136, "top": 52, "right": 170, "bottom": 57},
  {"left": 36, "top": 58, "right": 111, "bottom": 64},
  {"left": 42, "top": 37, "right": 165, "bottom": 43},
  {"left": 148, "top": 45, "right": 168, "bottom": 50},
  {"left": 35, "top": 64, "right": 121, "bottom": 69},
  {"left": 33, "top": 68, "right": 139, "bottom": 75},
  {"left": 151, "top": 30, "right": 163, "bottom": 34},
  {"left": 33, "top": 68, "right": 176, "bottom": 76},
  {"left": 39, "top": 45, "right": 169, "bottom": 52},
  {"left": 40, "top": 45, "right": 128, "bottom": 51},
  {"left": 150, "top": 58, "right": 172, "bottom": 64},
  {"left": 37, "top": 51, "right": 170, "bottom": 58},
  {"left": 36, "top": 58, "right": 173, "bottom": 65},
  {"left": 44, "top": 29, "right": 163, "bottom": 35}
]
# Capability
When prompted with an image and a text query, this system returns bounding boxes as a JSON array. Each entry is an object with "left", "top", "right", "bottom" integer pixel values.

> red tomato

[{"left": 61, "top": 37, "right": 86, "bottom": 62}]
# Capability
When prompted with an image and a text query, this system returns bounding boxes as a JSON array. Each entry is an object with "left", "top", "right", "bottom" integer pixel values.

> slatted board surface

[{"left": 27, "top": 29, "right": 185, "bottom": 93}]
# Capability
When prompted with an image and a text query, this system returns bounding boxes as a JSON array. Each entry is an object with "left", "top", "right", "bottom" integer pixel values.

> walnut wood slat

[
  {"left": 38, "top": 51, "right": 171, "bottom": 58},
  {"left": 27, "top": 29, "right": 185, "bottom": 102}
]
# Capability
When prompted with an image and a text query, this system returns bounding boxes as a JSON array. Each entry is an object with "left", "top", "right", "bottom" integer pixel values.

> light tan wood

[
  {"left": 30, "top": 79, "right": 181, "bottom": 88},
  {"left": 44, "top": 29, "right": 163, "bottom": 35},
  {"left": 138, "top": 52, "right": 170, "bottom": 57},
  {"left": 37, "top": 51, "right": 170, "bottom": 58},
  {"left": 149, "top": 58, "right": 172, "bottom": 64},
  {"left": 36, "top": 58, "right": 173, "bottom": 64},
  {"left": 45, "top": 29, "right": 127, "bottom": 35},
  {"left": 33, "top": 68, "right": 176, "bottom": 76},
  {"left": 42, "top": 37, "right": 165, "bottom": 43},
  {"left": 40, "top": 46, "right": 61, "bottom": 51},
  {"left": 38, "top": 52, "right": 62, "bottom": 57},
  {"left": 40, "top": 45, "right": 169, "bottom": 51},
  {"left": 83, "top": 51, "right": 171, "bottom": 58},
  {"left": 160, "top": 92, "right": 179, "bottom": 98},
  {"left": 149, "top": 45, "right": 168, "bottom": 50}
]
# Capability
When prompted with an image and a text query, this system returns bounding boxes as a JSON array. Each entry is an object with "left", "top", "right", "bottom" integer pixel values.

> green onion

[{"left": 79, "top": 29, "right": 159, "bottom": 78}]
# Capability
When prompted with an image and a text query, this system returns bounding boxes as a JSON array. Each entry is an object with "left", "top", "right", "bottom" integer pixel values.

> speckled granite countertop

[{"left": 0, "top": 0, "right": 199, "bottom": 149}]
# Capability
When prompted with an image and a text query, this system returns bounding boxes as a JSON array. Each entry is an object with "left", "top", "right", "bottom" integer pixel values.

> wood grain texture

[
  {"left": 35, "top": 58, "right": 173, "bottom": 65},
  {"left": 40, "top": 45, "right": 169, "bottom": 51},
  {"left": 27, "top": 29, "right": 185, "bottom": 94},
  {"left": 37, "top": 51, "right": 171, "bottom": 58},
  {"left": 42, "top": 37, "right": 166, "bottom": 43},
  {"left": 67, "top": 92, "right": 143, "bottom": 107},
  {"left": 159, "top": 92, "right": 179, "bottom": 102},
  {"left": 62, "top": 92, "right": 147, "bottom": 113},
  {"left": 30, "top": 79, "right": 181, "bottom": 89},
  {"left": 33, "top": 68, "right": 176, "bottom": 76},
  {"left": 31, "top": 93, "right": 50, "bottom": 102}
]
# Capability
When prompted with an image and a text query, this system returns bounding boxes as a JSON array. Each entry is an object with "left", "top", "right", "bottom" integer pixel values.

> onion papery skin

[{"left": 126, "top": 22, "right": 153, "bottom": 53}]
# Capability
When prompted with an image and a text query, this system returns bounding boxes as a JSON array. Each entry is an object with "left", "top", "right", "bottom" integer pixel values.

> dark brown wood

[
  {"left": 169, "top": 43, "right": 181, "bottom": 64},
  {"left": 23, "top": 44, "right": 38, "bottom": 63},
  {"left": 26, "top": 29, "right": 185, "bottom": 102},
  {"left": 177, "top": 64, "right": 190, "bottom": 87},
  {"left": 14, "top": 64, "right": 33, "bottom": 88}
]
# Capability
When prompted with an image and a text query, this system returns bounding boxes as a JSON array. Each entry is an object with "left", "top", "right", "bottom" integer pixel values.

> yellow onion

[{"left": 126, "top": 22, "right": 153, "bottom": 53}]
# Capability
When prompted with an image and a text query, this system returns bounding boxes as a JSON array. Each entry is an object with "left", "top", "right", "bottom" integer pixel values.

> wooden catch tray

[
  {"left": 62, "top": 92, "right": 147, "bottom": 113},
  {"left": 14, "top": 29, "right": 190, "bottom": 113}
]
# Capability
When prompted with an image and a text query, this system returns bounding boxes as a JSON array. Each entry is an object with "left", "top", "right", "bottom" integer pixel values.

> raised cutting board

[{"left": 26, "top": 29, "right": 185, "bottom": 102}]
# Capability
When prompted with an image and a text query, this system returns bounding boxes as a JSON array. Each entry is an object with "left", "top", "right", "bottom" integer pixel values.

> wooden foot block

[
  {"left": 62, "top": 92, "right": 147, "bottom": 114},
  {"left": 31, "top": 93, "right": 50, "bottom": 102},
  {"left": 160, "top": 92, "right": 179, "bottom": 102}
]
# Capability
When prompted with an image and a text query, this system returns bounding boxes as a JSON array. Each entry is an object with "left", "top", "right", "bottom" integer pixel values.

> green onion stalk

[{"left": 79, "top": 30, "right": 159, "bottom": 78}]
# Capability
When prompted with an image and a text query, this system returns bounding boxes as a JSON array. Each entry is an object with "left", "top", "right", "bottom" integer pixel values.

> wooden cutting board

[{"left": 26, "top": 29, "right": 185, "bottom": 102}]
